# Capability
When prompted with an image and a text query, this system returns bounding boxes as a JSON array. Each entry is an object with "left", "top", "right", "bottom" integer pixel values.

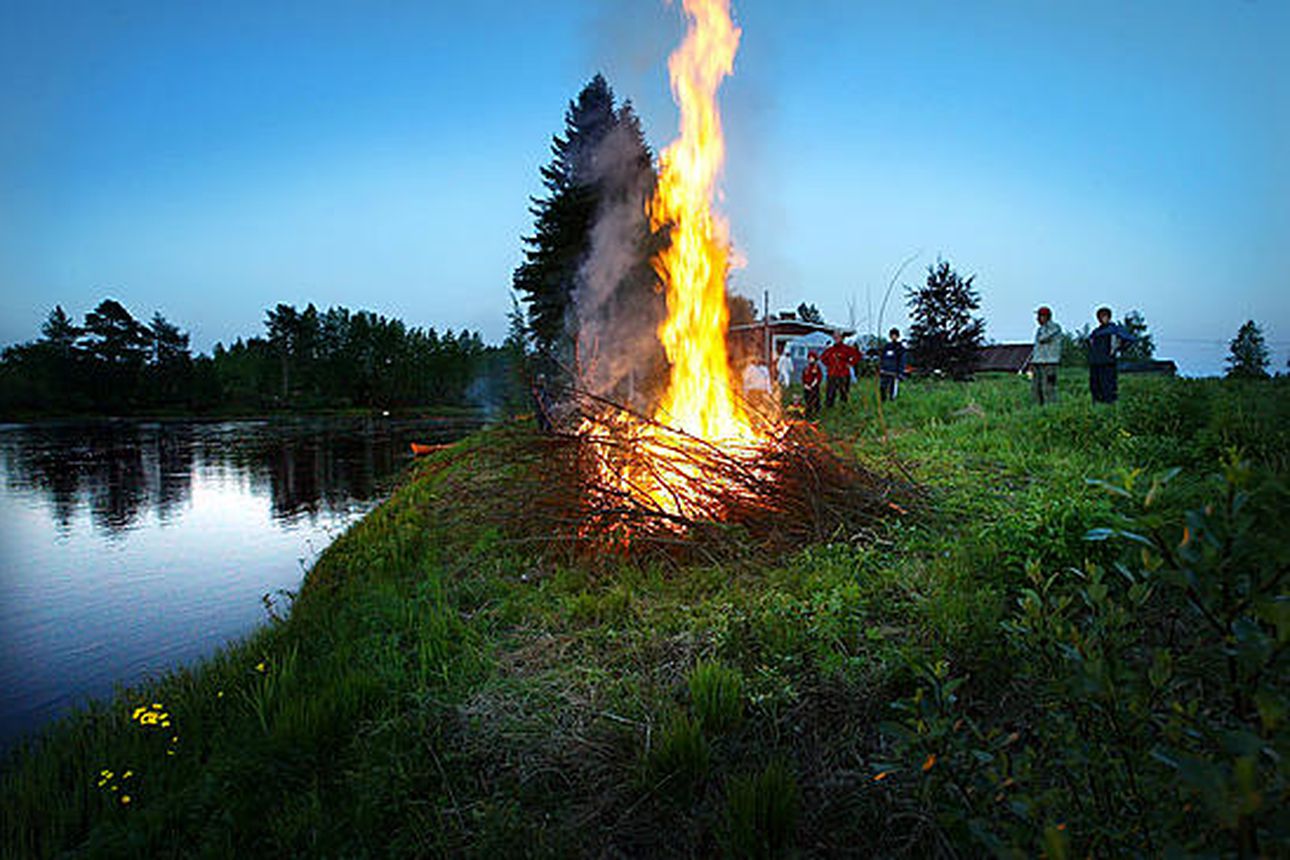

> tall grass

[{"left": 2, "top": 373, "right": 1286, "bottom": 857}]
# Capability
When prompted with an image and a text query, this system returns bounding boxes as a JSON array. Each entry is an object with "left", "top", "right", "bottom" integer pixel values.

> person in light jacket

[{"left": 1031, "top": 306, "right": 1062, "bottom": 406}]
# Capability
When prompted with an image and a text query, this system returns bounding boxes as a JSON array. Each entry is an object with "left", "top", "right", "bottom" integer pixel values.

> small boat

[{"left": 409, "top": 442, "right": 450, "bottom": 456}]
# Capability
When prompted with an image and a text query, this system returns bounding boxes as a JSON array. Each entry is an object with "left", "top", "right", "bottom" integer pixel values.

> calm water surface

[{"left": 0, "top": 416, "right": 477, "bottom": 751}]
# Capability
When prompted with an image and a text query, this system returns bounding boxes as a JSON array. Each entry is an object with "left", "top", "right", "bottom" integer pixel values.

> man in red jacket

[{"left": 819, "top": 332, "right": 863, "bottom": 408}]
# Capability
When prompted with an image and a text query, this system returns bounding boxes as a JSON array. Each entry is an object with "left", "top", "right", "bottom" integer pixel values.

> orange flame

[
  {"left": 580, "top": 0, "right": 774, "bottom": 527},
  {"left": 650, "top": 0, "right": 758, "bottom": 444}
]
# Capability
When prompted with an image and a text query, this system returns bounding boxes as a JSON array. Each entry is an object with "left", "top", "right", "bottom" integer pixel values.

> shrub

[{"left": 885, "top": 456, "right": 1290, "bottom": 856}]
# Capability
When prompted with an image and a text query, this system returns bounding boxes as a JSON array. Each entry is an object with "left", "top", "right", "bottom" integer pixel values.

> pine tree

[
  {"left": 905, "top": 260, "right": 986, "bottom": 379},
  {"left": 40, "top": 306, "right": 81, "bottom": 354},
  {"left": 1120, "top": 310, "right": 1155, "bottom": 361},
  {"left": 513, "top": 74, "right": 665, "bottom": 386},
  {"left": 796, "top": 303, "right": 824, "bottom": 324},
  {"left": 1225, "top": 320, "right": 1270, "bottom": 379}
]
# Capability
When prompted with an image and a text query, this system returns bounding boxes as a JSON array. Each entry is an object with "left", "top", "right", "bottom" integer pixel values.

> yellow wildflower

[
  {"left": 121, "top": 795, "right": 131, "bottom": 805},
  {"left": 255, "top": 661, "right": 266, "bottom": 673}
]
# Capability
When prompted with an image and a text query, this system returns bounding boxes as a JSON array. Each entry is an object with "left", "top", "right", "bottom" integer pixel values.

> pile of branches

[{"left": 436, "top": 390, "right": 918, "bottom": 564}]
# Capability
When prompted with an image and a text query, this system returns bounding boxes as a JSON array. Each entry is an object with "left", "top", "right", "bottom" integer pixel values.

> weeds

[
  {"left": 688, "top": 661, "right": 744, "bottom": 734},
  {"left": 722, "top": 758, "right": 799, "bottom": 859}
]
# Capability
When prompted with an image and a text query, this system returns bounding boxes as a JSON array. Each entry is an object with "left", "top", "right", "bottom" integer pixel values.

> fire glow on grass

[{"left": 581, "top": 0, "right": 778, "bottom": 525}]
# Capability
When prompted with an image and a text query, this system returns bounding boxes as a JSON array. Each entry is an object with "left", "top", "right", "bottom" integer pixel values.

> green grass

[{"left": 3, "top": 371, "right": 1287, "bottom": 857}]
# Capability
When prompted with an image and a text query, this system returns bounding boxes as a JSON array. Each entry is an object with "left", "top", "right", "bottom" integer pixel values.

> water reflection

[
  {"left": 0, "top": 418, "right": 470, "bottom": 536},
  {"left": 0, "top": 416, "right": 479, "bottom": 752}
]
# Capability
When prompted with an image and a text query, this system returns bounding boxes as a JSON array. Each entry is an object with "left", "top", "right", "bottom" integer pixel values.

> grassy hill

[{"left": 3, "top": 370, "right": 1287, "bottom": 857}]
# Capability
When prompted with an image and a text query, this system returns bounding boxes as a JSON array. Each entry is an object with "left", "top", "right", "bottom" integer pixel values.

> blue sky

[{"left": 1, "top": 0, "right": 1285, "bottom": 376}]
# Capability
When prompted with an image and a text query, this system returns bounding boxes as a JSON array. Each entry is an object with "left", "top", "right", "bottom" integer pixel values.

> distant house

[
  {"left": 1121, "top": 359, "right": 1178, "bottom": 376},
  {"left": 974, "top": 343, "right": 1034, "bottom": 374},
  {"left": 727, "top": 311, "right": 850, "bottom": 372}
]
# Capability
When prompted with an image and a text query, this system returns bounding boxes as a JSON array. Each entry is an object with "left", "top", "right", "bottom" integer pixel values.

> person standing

[
  {"left": 801, "top": 351, "right": 822, "bottom": 419},
  {"left": 819, "top": 331, "right": 862, "bottom": 408},
  {"left": 878, "top": 328, "right": 906, "bottom": 402},
  {"left": 1031, "top": 306, "right": 1062, "bottom": 405},
  {"left": 775, "top": 344, "right": 794, "bottom": 389},
  {"left": 1087, "top": 306, "right": 1137, "bottom": 404}
]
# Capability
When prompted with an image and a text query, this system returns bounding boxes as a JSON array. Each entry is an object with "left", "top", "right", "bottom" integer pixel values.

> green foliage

[
  {"left": 4, "top": 375, "right": 1287, "bottom": 856},
  {"left": 0, "top": 298, "right": 512, "bottom": 416},
  {"left": 886, "top": 456, "right": 1290, "bottom": 856},
  {"left": 688, "top": 661, "right": 744, "bottom": 734},
  {"left": 512, "top": 73, "right": 662, "bottom": 379},
  {"left": 905, "top": 258, "right": 986, "bottom": 380},
  {"left": 646, "top": 713, "right": 710, "bottom": 803},
  {"left": 721, "top": 758, "right": 799, "bottom": 859},
  {"left": 1226, "top": 319, "right": 1271, "bottom": 379},
  {"left": 1119, "top": 309, "right": 1155, "bottom": 361},
  {"left": 1058, "top": 323, "right": 1090, "bottom": 367}
]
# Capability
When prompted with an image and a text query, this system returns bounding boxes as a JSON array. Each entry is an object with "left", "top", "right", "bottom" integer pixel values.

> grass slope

[{"left": 3, "top": 370, "right": 1287, "bottom": 857}]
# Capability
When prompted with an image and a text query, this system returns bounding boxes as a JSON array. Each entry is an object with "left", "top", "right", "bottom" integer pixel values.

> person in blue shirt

[
  {"left": 1086, "top": 306, "right": 1137, "bottom": 404},
  {"left": 878, "top": 328, "right": 906, "bottom": 401}
]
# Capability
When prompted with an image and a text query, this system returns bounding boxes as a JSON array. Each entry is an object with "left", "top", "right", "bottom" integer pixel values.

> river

[{"left": 0, "top": 415, "right": 478, "bottom": 752}]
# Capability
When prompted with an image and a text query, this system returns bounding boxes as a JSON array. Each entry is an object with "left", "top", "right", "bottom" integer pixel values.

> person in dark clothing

[
  {"left": 1086, "top": 307, "right": 1137, "bottom": 404},
  {"left": 878, "top": 328, "right": 906, "bottom": 402},
  {"left": 819, "top": 332, "right": 863, "bottom": 408},
  {"left": 801, "top": 351, "right": 822, "bottom": 419},
  {"left": 532, "top": 373, "right": 554, "bottom": 432}
]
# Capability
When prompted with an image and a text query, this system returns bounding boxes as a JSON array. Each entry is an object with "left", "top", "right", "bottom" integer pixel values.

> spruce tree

[
  {"left": 1226, "top": 320, "right": 1270, "bottom": 379},
  {"left": 513, "top": 74, "right": 618, "bottom": 366},
  {"left": 1119, "top": 309, "right": 1155, "bottom": 361},
  {"left": 905, "top": 259, "right": 986, "bottom": 379},
  {"left": 512, "top": 74, "right": 666, "bottom": 396}
]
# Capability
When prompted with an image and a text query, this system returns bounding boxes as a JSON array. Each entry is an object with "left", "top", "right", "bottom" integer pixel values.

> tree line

[{"left": 0, "top": 299, "right": 520, "bottom": 416}]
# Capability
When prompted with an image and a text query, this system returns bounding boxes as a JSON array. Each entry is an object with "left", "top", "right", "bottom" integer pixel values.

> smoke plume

[{"left": 572, "top": 113, "right": 667, "bottom": 411}]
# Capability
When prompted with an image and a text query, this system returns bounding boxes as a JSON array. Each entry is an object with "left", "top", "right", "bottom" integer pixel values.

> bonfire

[{"left": 511, "top": 0, "right": 912, "bottom": 558}]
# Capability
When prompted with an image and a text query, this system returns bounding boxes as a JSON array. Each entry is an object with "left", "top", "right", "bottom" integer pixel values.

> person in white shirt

[{"left": 775, "top": 345, "right": 794, "bottom": 388}]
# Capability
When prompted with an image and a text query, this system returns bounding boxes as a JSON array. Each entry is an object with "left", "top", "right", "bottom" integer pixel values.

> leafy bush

[{"left": 885, "top": 456, "right": 1290, "bottom": 856}]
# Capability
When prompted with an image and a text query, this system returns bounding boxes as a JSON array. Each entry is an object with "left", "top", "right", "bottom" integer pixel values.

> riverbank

[{"left": 3, "top": 371, "right": 1287, "bottom": 857}]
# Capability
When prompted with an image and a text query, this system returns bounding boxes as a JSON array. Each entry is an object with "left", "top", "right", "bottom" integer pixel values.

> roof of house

[
  {"left": 728, "top": 319, "right": 849, "bottom": 338},
  {"left": 1120, "top": 359, "right": 1178, "bottom": 375},
  {"left": 974, "top": 343, "right": 1034, "bottom": 373}
]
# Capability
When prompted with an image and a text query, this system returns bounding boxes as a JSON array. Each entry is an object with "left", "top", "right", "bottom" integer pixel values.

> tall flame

[
  {"left": 650, "top": 0, "right": 760, "bottom": 444},
  {"left": 578, "top": 0, "right": 771, "bottom": 529}
]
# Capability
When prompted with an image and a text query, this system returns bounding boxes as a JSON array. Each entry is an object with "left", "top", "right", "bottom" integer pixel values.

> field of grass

[{"left": 3, "top": 370, "right": 1287, "bottom": 857}]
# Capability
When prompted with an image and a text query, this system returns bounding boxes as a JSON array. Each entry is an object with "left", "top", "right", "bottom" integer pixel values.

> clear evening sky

[{"left": 2, "top": 0, "right": 1285, "bottom": 376}]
